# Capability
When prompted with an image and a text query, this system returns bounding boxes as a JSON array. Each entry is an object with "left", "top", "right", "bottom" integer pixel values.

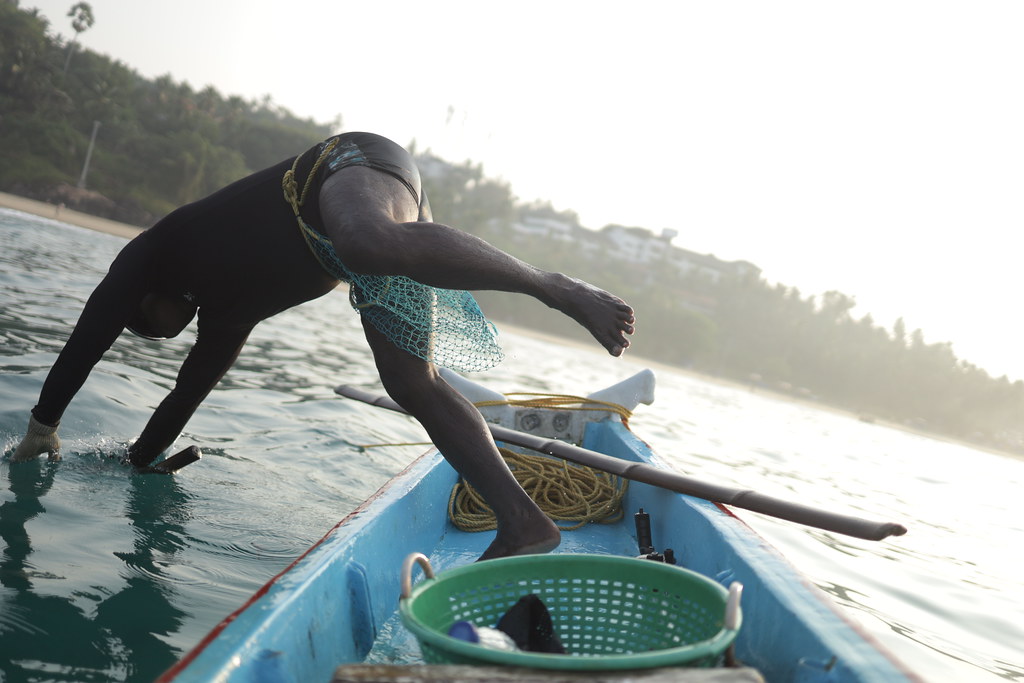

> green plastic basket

[{"left": 399, "top": 553, "right": 742, "bottom": 671}]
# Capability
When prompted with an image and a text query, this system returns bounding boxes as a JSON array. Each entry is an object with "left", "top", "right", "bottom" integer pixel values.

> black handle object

[
  {"left": 146, "top": 446, "right": 202, "bottom": 474},
  {"left": 334, "top": 385, "right": 907, "bottom": 541},
  {"left": 635, "top": 508, "right": 655, "bottom": 555}
]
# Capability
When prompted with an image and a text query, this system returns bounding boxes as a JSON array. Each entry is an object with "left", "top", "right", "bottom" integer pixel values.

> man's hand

[{"left": 12, "top": 415, "right": 61, "bottom": 462}]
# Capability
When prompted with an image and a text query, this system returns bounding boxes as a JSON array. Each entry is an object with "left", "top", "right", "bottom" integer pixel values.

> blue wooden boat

[{"left": 158, "top": 370, "right": 917, "bottom": 683}]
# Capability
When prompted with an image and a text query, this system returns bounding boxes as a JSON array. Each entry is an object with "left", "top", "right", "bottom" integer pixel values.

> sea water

[{"left": 1, "top": 210, "right": 1021, "bottom": 682}]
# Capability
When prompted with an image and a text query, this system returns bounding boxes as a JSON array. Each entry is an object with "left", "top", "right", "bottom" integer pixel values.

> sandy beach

[{"left": 0, "top": 191, "right": 143, "bottom": 239}]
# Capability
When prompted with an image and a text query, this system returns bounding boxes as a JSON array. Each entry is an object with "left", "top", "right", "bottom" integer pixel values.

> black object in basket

[{"left": 399, "top": 553, "right": 742, "bottom": 671}]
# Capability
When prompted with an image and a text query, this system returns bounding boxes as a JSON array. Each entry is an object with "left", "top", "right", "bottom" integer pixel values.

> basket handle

[
  {"left": 400, "top": 552, "right": 435, "bottom": 599},
  {"left": 725, "top": 582, "right": 743, "bottom": 631}
]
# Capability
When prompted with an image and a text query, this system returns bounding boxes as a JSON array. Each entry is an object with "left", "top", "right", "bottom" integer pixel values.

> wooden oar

[{"left": 334, "top": 385, "right": 907, "bottom": 541}]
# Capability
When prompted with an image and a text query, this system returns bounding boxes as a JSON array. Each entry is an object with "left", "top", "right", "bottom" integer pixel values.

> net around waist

[
  {"left": 282, "top": 137, "right": 504, "bottom": 372},
  {"left": 298, "top": 217, "right": 504, "bottom": 373}
]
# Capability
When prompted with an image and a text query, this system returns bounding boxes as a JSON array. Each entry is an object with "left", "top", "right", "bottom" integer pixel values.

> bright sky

[{"left": 28, "top": 0, "right": 1024, "bottom": 380}]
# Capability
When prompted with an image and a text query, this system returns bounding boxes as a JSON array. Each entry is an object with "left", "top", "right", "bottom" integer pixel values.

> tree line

[
  {"left": 416, "top": 154, "right": 1024, "bottom": 456},
  {"left": 3, "top": 1, "right": 1022, "bottom": 455},
  {"left": 1, "top": 1, "right": 333, "bottom": 224}
]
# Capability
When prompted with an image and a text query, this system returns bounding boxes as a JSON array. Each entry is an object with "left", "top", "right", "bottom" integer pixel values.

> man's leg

[
  {"left": 361, "top": 319, "right": 560, "bottom": 561},
  {"left": 319, "top": 168, "right": 635, "bottom": 356}
]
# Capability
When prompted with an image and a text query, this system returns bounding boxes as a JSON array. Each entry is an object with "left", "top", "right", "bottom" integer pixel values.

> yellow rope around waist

[
  {"left": 282, "top": 138, "right": 343, "bottom": 276},
  {"left": 448, "top": 393, "right": 632, "bottom": 532}
]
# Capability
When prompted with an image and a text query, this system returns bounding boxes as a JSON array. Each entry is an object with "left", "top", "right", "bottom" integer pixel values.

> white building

[
  {"left": 602, "top": 225, "right": 676, "bottom": 263},
  {"left": 511, "top": 214, "right": 575, "bottom": 242},
  {"left": 600, "top": 224, "right": 760, "bottom": 283}
]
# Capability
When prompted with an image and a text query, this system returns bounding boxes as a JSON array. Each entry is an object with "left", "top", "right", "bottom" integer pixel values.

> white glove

[{"left": 12, "top": 415, "right": 61, "bottom": 462}]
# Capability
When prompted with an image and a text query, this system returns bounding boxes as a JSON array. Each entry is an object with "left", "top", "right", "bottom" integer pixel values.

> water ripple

[{"left": 2, "top": 211, "right": 1023, "bottom": 683}]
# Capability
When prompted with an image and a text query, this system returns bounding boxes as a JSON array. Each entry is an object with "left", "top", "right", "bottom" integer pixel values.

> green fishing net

[{"left": 298, "top": 219, "right": 505, "bottom": 372}]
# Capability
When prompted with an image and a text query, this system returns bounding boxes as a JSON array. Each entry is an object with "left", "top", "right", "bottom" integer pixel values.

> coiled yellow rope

[
  {"left": 448, "top": 394, "right": 631, "bottom": 532},
  {"left": 448, "top": 447, "right": 628, "bottom": 532},
  {"left": 355, "top": 394, "right": 632, "bottom": 531}
]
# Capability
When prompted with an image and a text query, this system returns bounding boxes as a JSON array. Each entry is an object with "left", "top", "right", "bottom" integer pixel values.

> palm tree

[{"left": 62, "top": 2, "right": 95, "bottom": 76}]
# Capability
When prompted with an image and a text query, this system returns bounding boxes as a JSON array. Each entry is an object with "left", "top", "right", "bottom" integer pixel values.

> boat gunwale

[{"left": 156, "top": 447, "right": 441, "bottom": 682}]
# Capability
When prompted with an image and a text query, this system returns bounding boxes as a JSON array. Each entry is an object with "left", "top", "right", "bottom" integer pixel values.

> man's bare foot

[
  {"left": 477, "top": 515, "right": 561, "bottom": 562},
  {"left": 545, "top": 275, "right": 635, "bottom": 356}
]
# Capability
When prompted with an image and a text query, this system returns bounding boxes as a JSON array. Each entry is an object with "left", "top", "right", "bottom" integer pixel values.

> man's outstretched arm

[{"left": 127, "top": 325, "right": 251, "bottom": 466}]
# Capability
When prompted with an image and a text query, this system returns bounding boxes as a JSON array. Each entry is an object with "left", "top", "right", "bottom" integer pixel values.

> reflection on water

[
  {"left": 1, "top": 210, "right": 1023, "bottom": 682},
  {"left": 630, "top": 371, "right": 1024, "bottom": 683},
  {"left": 0, "top": 457, "right": 191, "bottom": 681},
  {"left": 0, "top": 460, "right": 58, "bottom": 635}
]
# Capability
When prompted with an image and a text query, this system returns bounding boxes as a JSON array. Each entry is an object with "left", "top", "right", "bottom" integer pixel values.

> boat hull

[{"left": 159, "top": 421, "right": 914, "bottom": 683}]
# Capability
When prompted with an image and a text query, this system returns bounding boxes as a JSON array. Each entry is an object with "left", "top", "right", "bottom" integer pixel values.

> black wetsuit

[{"left": 32, "top": 132, "right": 427, "bottom": 465}]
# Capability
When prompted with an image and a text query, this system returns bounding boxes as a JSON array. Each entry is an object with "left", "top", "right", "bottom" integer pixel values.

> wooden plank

[{"left": 331, "top": 664, "right": 765, "bottom": 682}]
